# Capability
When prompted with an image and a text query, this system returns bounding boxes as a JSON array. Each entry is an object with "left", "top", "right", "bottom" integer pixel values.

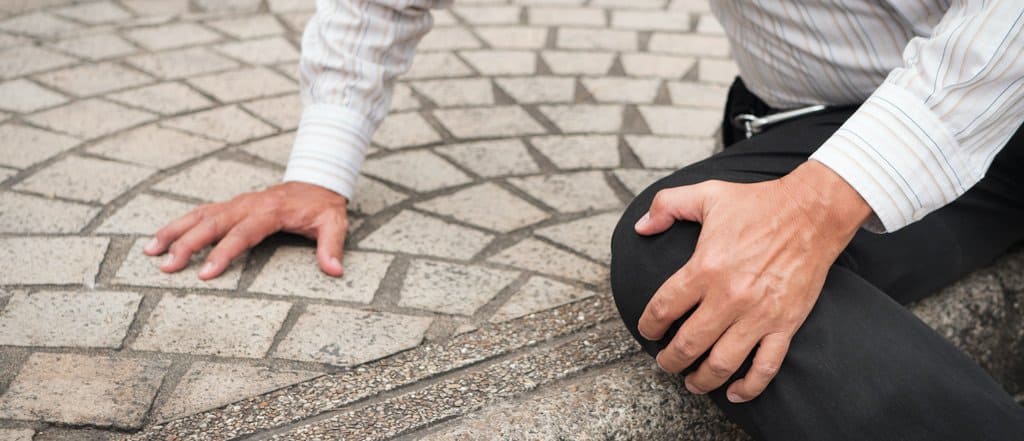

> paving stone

[
  {"left": 0, "top": 46, "right": 77, "bottom": 80},
  {"left": 127, "top": 47, "right": 240, "bottom": 79},
  {"left": 278, "top": 11, "right": 312, "bottom": 33},
  {"left": 529, "top": 7, "right": 605, "bottom": 26},
  {"left": 390, "top": 83, "right": 420, "bottom": 111},
  {"left": 161, "top": 105, "right": 276, "bottom": 143},
  {"left": 488, "top": 238, "right": 608, "bottom": 284},
  {"left": 610, "top": 10, "right": 690, "bottom": 31},
  {"left": 106, "top": 82, "right": 214, "bottom": 115},
  {"left": 113, "top": 238, "right": 244, "bottom": 289},
  {"left": 637, "top": 105, "right": 721, "bottom": 137},
  {"left": 273, "top": 305, "right": 432, "bottom": 366},
  {"left": 96, "top": 193, "right": 195, "bottom": 235},
  {"left": 0, "top": 236, "right": 108, "bottom": 285},
  {"left": 531, "top": 134, "right": 621, "bottom": 169},
  {"left": 0, "top": 429, "right": 33, "bottom": 441},
  {"left": 592, "top": 0, "right": 666, "bottom": 7},
  {"left": 0, "top": 12, "right": 81, "bottom": 39},
  {"left": 495, "top": 76, "right": 575, "bottom": 104},
  {"left": 625, "top": 135, "right": 714, "bottom": 169},
  {"left": 435, "top": 139, "right": 540, "bottom": 177},
  {"left": 475, "top": 26, "right": 548, "bottom": 49},
  {"left": 49, "top": 34, "right": 137, "bottom": 60},
  {"left": 649, "top": 33, "right": 731, "bottom": 58},
  {"left": 249, "top": 247, "right": 394, "bottom": 304},
  {"left": 398, "top": 259, "right": 519, "bottom": 315},
  {"left": 535, "top": 212, "right": 620, "bottom": 263},
  {"left": 125, "top": 22, "right": 221, "bottom": 51},
  {"left": 187, "top": 67, "right": 295, "bottom": 103},
  {"left": 0, "top": 79, "right": 68, "bottom": 113},
  {"left": 452, "top": 5, "right": 520, "bottom": 24},
  {"left": 667, "top": 81, "right": 729, "bottom": 108},
  {"left": 696, "top": 14, "right": 726, "bottom": 35},
  {"left": 0, "top": 353, "right": 168, "bottom": 429},
  {"left": 362, "top": 150, "right": 470, "bottom": 192},
  {"left": 206, "top": 15, "right": 286, "bottom": 38},
  {"left": 0, "top": 124, "right": 79, "bottom": 168},
  {"left": 538, "top": 104, "right": 623, "bottom": 133},
  {"left": 54, "top": 1, "right": 132, "bottom": 25},
  {"left": 214, "top": 36, "right": 300, "bottom": 65},
  {"left": 416, "top": 182, "right": 550, "bottom": 233},
  {"left": 431, "top": 8, "right": 459, "bottom": 25},
  {"left": 370, "top": 112, "right": 443, "bottom": 148},
  {"left": 238, "top": 131, "right": 293, "bottom": 166},
  {"left": 0, "top": 167, "right": 16, "bottom": 183},
  {"left": 88, "top": 125, "right": 223, "bottom": 170},
  {"left": 460, "top": 50, "right": 536, "bottom": 75},
  {"left": 25, "top": 98, "right": 156, "bottom": 139},
  {"left": 411, "top": 78, "right": 494, "bottom": 107},
  {"left": 613, "top": 168, "right": 669, "bottom": 195},
  {"left": 121, "top": 0, "right": 190, "bottom": 15},
  {"left": 541, "top": 50, "right": 616, "bottom": 75},
  {"left": 434, "top": 105, "right": 545, "bottom": 139},
  {"left": 156, "top": 362, "right": 320, "bottom": 422},
  {"left": 489, "top": 276, "right": 596, "bottom": 322},
  {"left": 153, "top": 157, "right": 279, "bottom": 202},
  {"left": 0, "top": 290, "right": 141, "bottom": 348},
  {"left": 0, "top": 191, "right": 99, "bottom": 233},
  {"left": 419, "top": 27, "right": 482, "bottom": 51},
  {"left": 0, "top": 33, "right": 31, "bottom": 49},
  {"left": 403, "top": 52, "right": 473, "bottom": 79},
  {"left": 621, "top": 53, "right": 696, "bottom": 79},
  {"left": 242, "top": 93, "right": 302, "bottom": 131},
  {"left": 557, "top": 28, "right": 638, "bottom": 51},
  {"left": 669, "top": 0, "right": 712, "bottom": 12},
  {"left": 15, "top": 155, "right": 154, "bottom": 204},
  {"left": 698, "top": 58, "right": 739, "bottom": 84},
  {"left": 360, "top": 210, "right": 493, "bottom": 260},
  {"left": 195, "top": 0, "right": 261, "bottom": 12},
  {"left": 132, "top": 294, "right": 290, "bottom": 358},
  {"left": 508, "top": 171, "right": 622, "bottom": 212},
  {"left": 267, "top": 0, "right": 315, "bottom": 13},
  {"left": 581, "top": 77, "right": 660, "bottom": 103},
  {"left": 349, "top": 176, "right": 409, "bottom": 215}
]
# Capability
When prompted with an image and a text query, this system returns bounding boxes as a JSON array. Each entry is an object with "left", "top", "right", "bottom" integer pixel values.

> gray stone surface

[
  {"left": 86, "top": 124, "right": 224, "bottom": 169},
  {"left": 0, "top": 191, "right": 99, "bottom": 233},
  {"left": 131, "top": 294, "right": 291, "bottom": 358},
  {"left": 508, "top": 171, "right": 623, "bottom": 212},
  {"left": 249, "top": 246, "right": 394, "bottom": 303},
  {"left": 14, "top": 155, "right": 155, "bottom": 204},
  {"left": 0, "top": 79, "right": 68, "bottom": 113},
  {"left": 362, "top": 150, "right": 471, "bottom": 193},
  {"left": 106, "top": 82, "right": 214, "bottom": 115},
  {"left": 489, "top": 238, "right": 609, "bottom": 285},
  {"left": 25, "top": 99, "right": 156, "bottom": 140},
  {"left": 535, "top": 212, "right": 620, "bottom": 263},
  {"left": 625, "top": 135, "right": 716, "bottom": 169},
  {"left": 415, "top": 182, "right": 550, "bottom": 233},
  {"left": 152, "top": 157, "right": 280, "bottom": 202},
  {"left": 489, "top": 276, "right": 597, "bottom": 322},
  {"left": 155, "top": 362, "right": 320, "bottom": 422},
  {"left": 434, "top": 139, "right": 540, "bottom": 177},
  {"left": 95, "top": 194, "right": 196, "bottom": 235},
  {"left": 273, "top": 305, "right": 432, "bottom": 366},
  {"left": 360, "top": 211, "right": 494, "bottom": 260},
  {"left": 0, "top": 353, "right": 169, "bottom": 429},
  {"left": 398, "top": 259, "right": 520, "bottom": 315},
  {"left": 0, "top": 429, "right": 33, "bottom": 441},
  {"left": 113, "top": 238, "right": 245, "bottom": 290},
  {"left": 0, "top": 124, "right": 79, "bottom": 169},
  {"left": 434, "top": 106, "right": 546, "bottom": 139},
  {"left": 531, "top": 134, "right": 621, "bottom": 169},
  {"left": 0, "top": 290, "right": 141, "bottom": 348},
  {"left": 0, "top": 237, "right": 109, "bottom": 286}
]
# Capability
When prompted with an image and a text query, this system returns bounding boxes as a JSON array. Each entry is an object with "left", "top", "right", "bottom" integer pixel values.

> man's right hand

[{"left": 144, "top": 181, "right": 350, "bottom": 280}]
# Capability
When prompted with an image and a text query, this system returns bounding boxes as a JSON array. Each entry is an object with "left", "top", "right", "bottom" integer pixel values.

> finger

[
  {"left": 315, "top": 213, "right": 347, "bottom": 277},
  {"left": 726, "top": 333, "right": 791, "bottom": 403},
  {"left": 161, "top": 213, "right": 233, "bottom": 273},
  {"left": 684, "top": 323, "right": 760, "bottom": 394},
  {"left": 638, "top": 268, "right": 700, "bottom": 340},
  {"left": 656, "top": 304, "right": 731, "bottom": 374},
  {"left": 145, "top": 208, "right": 205, "bottom": 255},
  {"left": 634, "top": 182, "right": 717, "bottom": 235},
  {"left": 200, "top": 218, "right": 278, "bottom": 280}
]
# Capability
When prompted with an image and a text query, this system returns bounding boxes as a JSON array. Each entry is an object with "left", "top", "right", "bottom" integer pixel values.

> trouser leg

[{"left": 609, "top": 108, "right": 1024, "bottom": 440}]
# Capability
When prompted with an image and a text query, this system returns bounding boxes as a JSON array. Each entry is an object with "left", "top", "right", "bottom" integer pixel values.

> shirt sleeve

[
  {"left": 282, "top": 0, "right": 451, "bottom": 200},
  {"left": 809, "top": 2, "right": 1024, "bottom": 232}
]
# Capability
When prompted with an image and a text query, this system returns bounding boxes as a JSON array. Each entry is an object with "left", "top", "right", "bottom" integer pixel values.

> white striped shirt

[{"left": 284, "top": 0, "right": 1024, "bottom": 233}]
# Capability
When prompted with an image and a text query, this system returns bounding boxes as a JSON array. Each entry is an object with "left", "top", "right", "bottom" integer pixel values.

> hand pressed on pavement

[
  {"left": 144, "top": 181, "right": 349, "bottom": 280},
  {"left": 633, "top": 160, "right": 871, "bottom": 403}
]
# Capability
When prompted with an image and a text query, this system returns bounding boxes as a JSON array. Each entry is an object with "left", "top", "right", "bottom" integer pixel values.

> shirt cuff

[
  {"left": 282, "top": 103, "right": 375, "bottom": 201},
  {"left": 809, "top": 83, "right": 970, "bottom": 233}
]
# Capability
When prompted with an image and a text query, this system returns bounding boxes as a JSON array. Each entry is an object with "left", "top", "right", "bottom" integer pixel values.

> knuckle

[
  {"left": 671, "top": 337, "right": 701, "bottom": 360},
  {"left": 646, "top": 297, "right": 674, "bottom": 323},
  {"left": 706, "top": 357, "right": 734, "bottom": 378},
  {"left": 753, "top": 362, "right": 780, "bottom": 378}
]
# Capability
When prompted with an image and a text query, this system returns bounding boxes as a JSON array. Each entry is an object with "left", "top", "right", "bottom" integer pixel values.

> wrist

[{"left": 781, "top": 160, "right": 872, "bottom": 241}]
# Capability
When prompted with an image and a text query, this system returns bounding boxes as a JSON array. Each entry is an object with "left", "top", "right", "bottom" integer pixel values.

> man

[{"left": 145, "top": 1, "right": 1024, "bottom": 439}]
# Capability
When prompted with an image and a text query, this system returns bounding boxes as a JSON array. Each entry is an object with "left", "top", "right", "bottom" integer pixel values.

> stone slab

[
  {"left": 359, "top": 210, "right": 494, "bottom": 260},
  {"left": 14, "top": 155, "right": 155, "bottom": 204},
  {"left": 0, "top": 237, "right": 109, "bottom": 286},
  {"left": 0, "top": 191, "right": 99, "bottom": 233},
  {"left": 0, "top": 290, "right": 141, "bottom": 348},
  {"left": 248, "top": 246, "right": 394, "bottom": 304},
  {"left": 113, "top": 238, "right": 244, "bottom": 290},
  {"left": 398, "top": 259, "right": 519, "bottom": 316},
  {"left": 415, "top": 182, "right": 550, "bottom": 233},
  {"left": 488, "top": 238, "right": 609, "bottom": 285}
]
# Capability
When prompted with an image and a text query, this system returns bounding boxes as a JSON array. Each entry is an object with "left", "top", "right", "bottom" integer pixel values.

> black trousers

[{"left": 610, "top": 79, "right": 1024, "bottom": 440}]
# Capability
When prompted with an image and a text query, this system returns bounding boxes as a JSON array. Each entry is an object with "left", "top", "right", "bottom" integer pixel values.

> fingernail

[
  {"left": 684, "top": 379, "right": 703, "bottom": 394},
  {"left": 634, "top": 212, "right": 650, "bottom": 230},
  {"left": 330, "top": 257, "right": 342, "bottom": 269},
  {"left": 199, "top": 261, "right": 216, "bottom": 277},
  {"left": 727, "top": 392, "right": 743, "bottom": 403},
  {"left": 161, "top": 253, "right": 175, "bottom": 268},
  {"left": 144, "top": 237, "right": 159, "bottom": 253}
]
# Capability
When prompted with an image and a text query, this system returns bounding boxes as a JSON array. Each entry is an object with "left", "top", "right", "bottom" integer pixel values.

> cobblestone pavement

[{"left": 0, "top": 0, "right": 733, "bottom": 439}]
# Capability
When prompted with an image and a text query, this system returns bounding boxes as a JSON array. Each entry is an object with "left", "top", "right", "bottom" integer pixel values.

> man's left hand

[{"left": 633, "top": 160, "right": 871, "bottom": 403}]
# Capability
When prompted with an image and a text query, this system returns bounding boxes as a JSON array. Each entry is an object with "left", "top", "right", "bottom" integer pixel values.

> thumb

[
  {"left": 634, "top": 182, "right": 714, "bottom": 235},
  {"left": 315, "top": 213, "right": 347, "bottom": 277}
]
